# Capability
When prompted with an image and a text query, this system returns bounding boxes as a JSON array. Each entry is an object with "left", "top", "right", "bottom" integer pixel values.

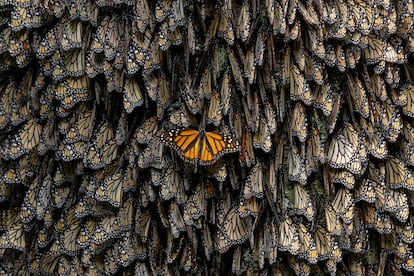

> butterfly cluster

[{"left": 0, "top": 0, "right": 414, "bottom": 275}]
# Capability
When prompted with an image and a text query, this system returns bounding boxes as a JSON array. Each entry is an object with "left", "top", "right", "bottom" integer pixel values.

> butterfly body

[{"left": 161, "top": 129, "right": 239, "bottom": 166}]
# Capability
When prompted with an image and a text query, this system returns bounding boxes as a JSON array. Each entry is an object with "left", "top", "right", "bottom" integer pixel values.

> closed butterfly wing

[
  {"left": 216, "top": 207, "right": 248, "bottom": 253},
  {"left": 278, "top": 215, "right": 300, "bottom": 255}
]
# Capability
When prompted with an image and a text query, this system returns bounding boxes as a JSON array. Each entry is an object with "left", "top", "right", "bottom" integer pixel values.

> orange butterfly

[{"left": 161, "top": 129, "right": 240, "bottom": 165}]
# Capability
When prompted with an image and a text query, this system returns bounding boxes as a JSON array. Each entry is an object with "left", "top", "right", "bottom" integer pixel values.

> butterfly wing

[
  {"left": 202, "top": 131, "right": 239, "bottom": 165},
  {"left": 162, "top": 129, "right": 200, "bottom": 164}
]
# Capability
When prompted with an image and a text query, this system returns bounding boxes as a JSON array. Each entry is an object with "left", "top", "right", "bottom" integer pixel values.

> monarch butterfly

[
  {"left": 291, "top": 102, "right": 308, "bottom": 143},
  {"left": 85, "top": 120, "right": 118, "bottom": 169},
  {"left": 168, "top": 201, "right": 186, "bottom": 239},
  {"left": 94, "top": 214, "right": 122, "bottom": 244},
  {"left": 35, "top": 24, "right": 59, "bottom": 59},
  {"left": 183, "top": 181, "right": 207, "bottom": 225},
  {"left": 390, "top": 85, "right": 407, "bottom": 108},
  {"left": 134, "top": 207, "right": 152, "bottom": 244},
  {"left": 293, "top": 184, "right": 314, "bottom": 221},
  {"left": 384, "top": 64, "right": 400, "bottom": 89},
  {"left": 397, "top": 225, "right": 414, "bottom": 244},
  {"left": 114, "top": 231, "right": 139, "bottom": 267},
  {"left": 216, "top": 207, "right": 248, "bottom": 253},
  {"left": 5, "top": 119, "right": 42, "bottom": 159},
  {"left": 288, "top": 255, "right": 311, "bottom": 275},
  {"left": 262, "top": 102, "right": 276, "bottom": 135},
  {"left": 207, "top": 161, "right": 227, "bottom": 183},
  {"left": 347, "top": 73, "right": 370, "bottom": 118},
  {"left": 37, "top": 226, "right": 53, "bottom": 249},
  {"left": 154, "top": 0, "right": 171, "bottom": 22},
  {"left": 297, "top": 1, "right": 320, "bottom": 26},
  {"left": 134, "top": 0, "right": 152, "bottom": 32},
  {"left": 169, "top": 106, "right": 196, "bottom": 128},
  {"left": 385, "top": 156, "right": 409, "bottom": 189},
  {"left": 375, "top": 212, "right": 394, "bottom": 234},
  {"left": 136, "top": 177, "right": 155, "bottom": 209},
  {"left": 242, "top": 161, "right": 264, "bottom": 199},
  {"left": 138, "top": 135, "right": 165, "bottom": 169},
  {"left": 374, "top": 99, "right": 402, "bottom": 143},
  {"left": 61, "top": 19, "right": 84, "bottom": 51},
  {"left": 77, "top": 0, "right": 99, "bottom": 25},
  {"left": 325, "top": 204, "right": 342, "bottom": 236},
  {"left": 306, "top": 125, "right": 324, "bottom": 175},
  {"left": 395, "top": 239, "right": 411, "bottom": 259},
  {"left": 161, "top": 129, "right": 240, "bottom": 166},
  {"left": 290, "top": 64, "right": 312, "bottom": 105},
  {"left": 40, "top": 254, "right": 60, "bottom": 275},
  {"left": 179, "top": 239, "right": 197, "bottom": 273},
  {"left": 217, "top": 6, "right": 234, "bottom": 46},
  {"left": 206, "top": 90, "right": 223, "bottom": 127},
  {"left": 355, "top": 179, "right": 376, "bottom": 203},
  {"left": 239, "top": 196, "right": 261, "bottom": 218},
  {"left": 304, "top": 26, "right": 325, "bottom": 59},
  {"left": 313, "top": 82, "right": 333, "bottom": 117},
  {"left": 115, "top": 111, "right": 127, "bottom": 146},
  {"left": 297, "top": 223, "right": 318, "bottom": 263},
  {"left": 288, "top": 143, "right": 307, "bottom": 185},
  {"left": 134, "top": 117, "right": 159, "bottom": 145},
  {"left": 384, "top": 190, "right": 409, "bottom": 222},
  {"left": 162, "top": 20, "right": 183, "bottom": 50},
  {"left": 51, "top": 184, "right": 71, "bottom": 209},
  {"left": 243, "top": 89, "right": 259, "bottom": 132},
  {"left": 102, "top": 247, "right": 117, "bottom": 274},
  {"left": 165, "top": 229, "right": 183, "bottom": 264},
  {"left": 245, "top": 46, "right": 258, "bottom": 85},
  {"left": 96, "top": 169, "right": 124, "bottom": 208},
  {"left": 253, "top": 115, "right": 272, "bottom": 152},
  {"left": 10, "top": 5, "right": 43, "bottom": 31},
  {"left": 20, "top": 174, "right": 41, "bottom": 224},
  {"left": 55, "top": 75, "right": 91, "bottom": 101},
  {"left": 0, "top": 136, "right": 26, "bottom": 161},
  {"left": 278, "top": 215, "right": 300, "bottom": 255},
  {"left": 0, "top": 208, "right": 25, "bottom": 251},
  {"left": 366, "top": 131, "right": 388, "bottom": 160},
  {"left": 271, "top": 0, "right": 286, "bottom": 34},
  {"left": 91, "top": 16, "right": 108, "bottom": 52},
  {"left": 314, "top": 225, "right": 334, "bottom": 261},
  {"left": 236, "top": 1, "right": 251, "bottom": 43},
  {"left": 363, "top": 35, "right": 386, "bottom": 65},
  {"left": 327, "top": 122, "right": 366, "bottom": 175},
  {"left": 105, "top": 16, "right": 126, "bottom": 61},
  {"left": 228, "top": 49, "right": 245, "bottom": 94},
  {"left": 148, "top": 221, "right": 168, "bottom": 274},
  {"left": 332, "top": 188, "right": 354, "bottom": 223},
  {"left": 64, "top": 48, "right": 86, "bottom": 78},
  {"left": 238, "top": 130, "right": 254, "bottom": 168},
  {"left": 262, "top": 218, "right": 278, "bottom": 265},
  {"left": 105, "top": 67, "right": 124, "bottom": 93},
  {"left": 401, "top": 84, "right": 414, "bottom": 118},
  {"left": 155, "top": 159, "right": 186, "bottom": 204},
  {"left": 391, "top": 239, "right": 407, "bottom": 262},
  {"left": 114, "top": 196, "right": 133, "bottom": 231},
  {"left": 401, "top": 125, "right": 414, "bottom": 166},
  {"left": 325, "top": 44, "right": 336, "bottom": 67},
  {"left": 60, "top": 209, "right": 81, "bottom": 256},
  {"left": 85, "top": 50, "right": 104, "bottom": 77},
  {"left": 200, "top": 221, "right": 214, "bottom": 261},
  {"left": 41, "top": 0, "right": 66, "bottom": 18}
]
